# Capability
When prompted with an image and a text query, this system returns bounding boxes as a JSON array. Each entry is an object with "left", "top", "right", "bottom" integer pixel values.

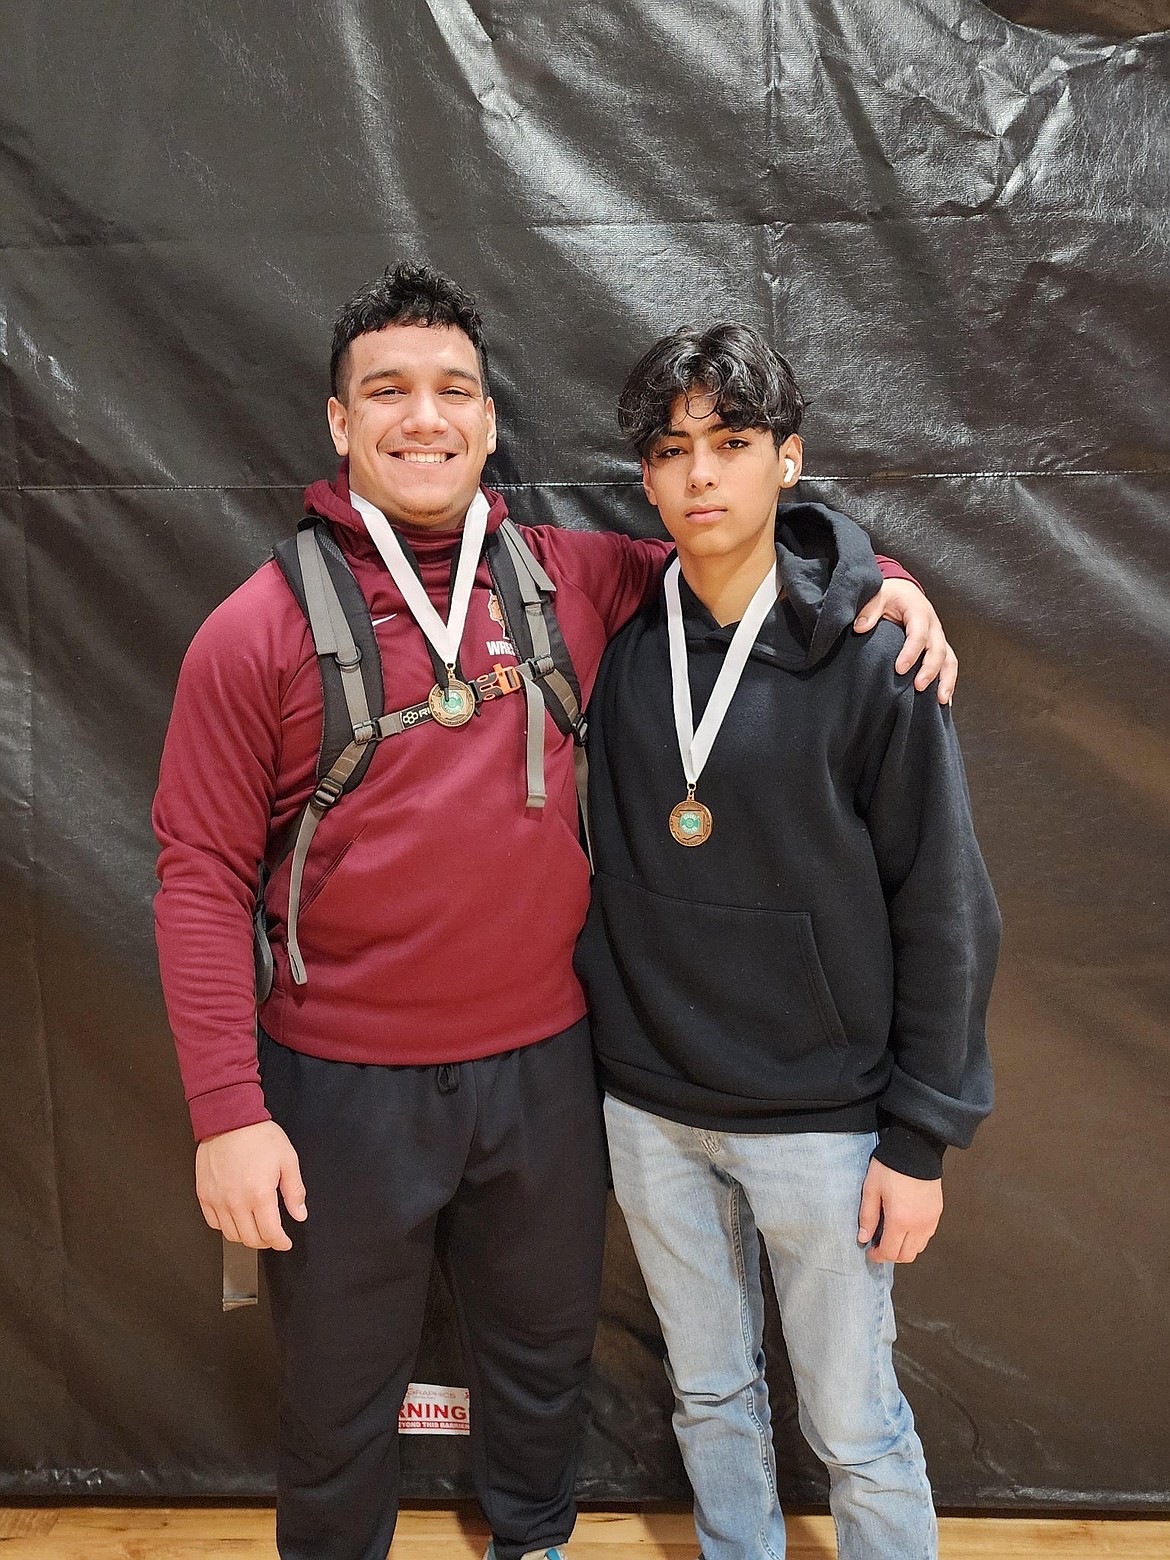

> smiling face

[
  {"left": 327, "top": 322, "right": 497, "bottom": 529},
  {"left": 641, "top": 391, "right": 802, "bottom": 569}
]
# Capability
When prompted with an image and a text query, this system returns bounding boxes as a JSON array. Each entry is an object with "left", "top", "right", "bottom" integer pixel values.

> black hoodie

[{"left": 575, "top": 503, "right": 1000, "bottom": 1179}]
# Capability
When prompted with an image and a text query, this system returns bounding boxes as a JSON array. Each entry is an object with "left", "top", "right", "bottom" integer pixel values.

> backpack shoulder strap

[
  {"left": 488, "top": 519, "right": 584, "bottom": 740},
  {"left": 486, "top": 520, "right": 592, "bottom": 864},
  {"left": 273, "top": 521, "right": 384, "bottom": 787},
  {"left": 259, "top": 522, "right": 387, "bottom": 989}
]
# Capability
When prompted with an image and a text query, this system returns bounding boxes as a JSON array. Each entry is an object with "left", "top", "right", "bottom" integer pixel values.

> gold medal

[
  {"left": 428, "top": 673, "right": 477, "bottom": 728},
  {"left": 669, "top": 788, "right": 712, "bottom": 846}
]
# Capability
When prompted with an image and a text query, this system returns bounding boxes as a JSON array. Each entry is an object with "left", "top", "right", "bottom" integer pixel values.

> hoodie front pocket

[
  {"left": 298, "top": 824, "right": 368, "bottom": 919},
  {"left": 585, "top": 873, "right": 849, "bottom": 1103}
]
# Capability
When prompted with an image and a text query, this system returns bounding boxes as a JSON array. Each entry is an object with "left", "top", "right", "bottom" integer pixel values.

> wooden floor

[{"left": 1, "top": 1507, "right": 1167, "bottom": 1558}]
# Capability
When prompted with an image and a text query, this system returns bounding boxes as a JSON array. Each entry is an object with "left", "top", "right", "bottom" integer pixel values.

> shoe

[{"left": 483, "top": 1545, "right": 568, "bottom": 1560}]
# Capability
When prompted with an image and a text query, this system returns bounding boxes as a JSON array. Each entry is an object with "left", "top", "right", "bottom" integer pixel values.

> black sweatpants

[{"left": 259, "top": 1018, "right": 607, "bottom": 1560}]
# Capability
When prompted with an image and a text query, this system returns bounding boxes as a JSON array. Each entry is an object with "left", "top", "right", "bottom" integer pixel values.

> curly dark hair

[
  {"left": 330, "top": 262, "right": 489, "bottom": 400},
  {"left": 617, "top": 323, "right": 805, "bottom": 458}
]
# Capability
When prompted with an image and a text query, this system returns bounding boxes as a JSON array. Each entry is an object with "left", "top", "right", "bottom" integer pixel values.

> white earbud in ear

[{"left": 784, "top": 458, "right": 796, "bottom": 483}]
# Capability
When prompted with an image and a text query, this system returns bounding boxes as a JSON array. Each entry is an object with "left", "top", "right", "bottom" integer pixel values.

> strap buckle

[
  {"left": 472, "top": 663, "right": 525, "bottom": 702},
  {"left": 310, "top": 775, "right": 345, "bottom": 812},
  {"left": 492, "top": 663, "right": 524, "bottom": 694},
  {"left": 352, "top": 719, "right": 378, "bottom": 744}
]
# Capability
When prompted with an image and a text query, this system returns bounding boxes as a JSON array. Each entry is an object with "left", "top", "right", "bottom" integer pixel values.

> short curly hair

[
  {"left": 330, "top": 262, "right": 489, "bottom": 400},
  {"left": 618, "top": 322, "right": 805, "bottom": 458}
]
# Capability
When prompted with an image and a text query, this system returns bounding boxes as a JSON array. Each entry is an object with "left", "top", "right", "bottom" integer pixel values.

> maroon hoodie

[{"left": 153, "top": 470, "right": 913, "bottom": 1140}]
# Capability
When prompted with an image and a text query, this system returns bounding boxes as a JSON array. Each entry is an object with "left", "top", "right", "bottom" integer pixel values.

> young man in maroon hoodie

[{"left": 153, "top": 263, "right": 956, "bottom": 1560}]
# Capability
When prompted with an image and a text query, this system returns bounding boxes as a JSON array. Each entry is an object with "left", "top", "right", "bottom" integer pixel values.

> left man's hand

[
  {"left": 854, "top": 579, "right": 957, "bottom": 705},
  {"left": 857, "top": 1158, "right": 943, "bottom": 1264}
]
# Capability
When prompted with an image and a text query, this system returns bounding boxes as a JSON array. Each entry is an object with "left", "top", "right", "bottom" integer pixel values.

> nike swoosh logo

[{"left": 372, "top": 614, "right": 397, "bottom": 626}]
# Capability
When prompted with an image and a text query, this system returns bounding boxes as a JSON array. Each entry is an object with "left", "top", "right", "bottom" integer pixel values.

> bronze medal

[
  {"left": 669, "top": 791, "right": 713, "bottom": 847},
  {"left": 664, "top": 558, "right": 779, "bottom": 853},
  {"left": 427, "top": 676, "right": 477, "bottom": 728},
  {"left": 351, "top": 491, "right": 490, "bottom": 735}
]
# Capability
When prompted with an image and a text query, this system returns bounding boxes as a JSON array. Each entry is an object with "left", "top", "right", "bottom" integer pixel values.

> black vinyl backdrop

[{"left": 2, "top": 0, "right": 1168, "bottom": 1509}]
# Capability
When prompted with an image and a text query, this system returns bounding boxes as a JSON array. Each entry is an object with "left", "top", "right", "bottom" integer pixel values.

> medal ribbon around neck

[
  {"left": 664, "top": 556, "right": 781, "bottom": 845},
  {"left": 352, "top": 488, "right": 490, "bottom": 727}
]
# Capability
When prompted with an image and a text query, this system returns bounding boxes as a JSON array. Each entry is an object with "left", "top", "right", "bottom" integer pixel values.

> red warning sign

[{"left": 398, "top": 1383, "right": 471, "bottom": 1435}]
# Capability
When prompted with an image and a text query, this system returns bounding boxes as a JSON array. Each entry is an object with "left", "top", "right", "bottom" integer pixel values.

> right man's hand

[
  {"left": 857, "top": 1157, "right": 942, "bottom": 1264},
  {"left": 195, "top": 1121, "right": 307, "bottom": 1251}
]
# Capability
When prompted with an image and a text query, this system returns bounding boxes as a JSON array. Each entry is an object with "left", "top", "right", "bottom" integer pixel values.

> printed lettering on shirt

[{"left": 485, "top": 593, "right": 517, "bottom": 657}]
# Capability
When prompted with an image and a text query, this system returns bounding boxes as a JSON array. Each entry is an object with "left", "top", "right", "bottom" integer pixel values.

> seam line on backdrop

[
  {"left": 0, "top": 204, "right": 1162, "bottom": 249},
  {"left": 5, "top": 469, "right": 1166, "bottom": 494}
]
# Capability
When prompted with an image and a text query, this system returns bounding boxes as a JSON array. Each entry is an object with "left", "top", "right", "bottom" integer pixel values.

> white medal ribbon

[
  {"left": 351, "top": 488, "right": 490, "bottom": 671},
  {"left": 665, "top": 557, "right": 781, "bottom": 790}
]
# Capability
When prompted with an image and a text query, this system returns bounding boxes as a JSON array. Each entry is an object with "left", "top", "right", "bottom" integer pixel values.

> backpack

[{"left": 252, "top": 514, "right": 589, "bottom": 1000}]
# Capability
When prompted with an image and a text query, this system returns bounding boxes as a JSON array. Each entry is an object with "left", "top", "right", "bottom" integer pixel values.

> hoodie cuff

[
  {"left": 188, "top": 1080, "right": 271, "bottom": 1143},
  {"left": 873, "top": 1118, "right": 946, "bottom": 1180},
  {"left": 874, "top": 554, "right": 921, "bottom": 591}
]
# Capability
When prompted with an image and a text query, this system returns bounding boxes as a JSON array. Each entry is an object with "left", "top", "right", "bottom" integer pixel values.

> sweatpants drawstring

[{"left": 437, "top": 1063, "right": 460, "bottom": 1095}]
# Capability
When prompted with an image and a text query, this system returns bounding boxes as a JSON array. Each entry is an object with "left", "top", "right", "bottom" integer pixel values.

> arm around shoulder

[
  {"left": 856, "top": 563, "right": 958, "bottom": 704},
  {"left": 536, "top": 525, "right": 672, "bottom": 637}
]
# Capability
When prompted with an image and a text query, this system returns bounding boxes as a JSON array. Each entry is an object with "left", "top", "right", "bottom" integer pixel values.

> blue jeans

[{"left": 604, "top": 1096, "right": 936, "bottom": 1560}]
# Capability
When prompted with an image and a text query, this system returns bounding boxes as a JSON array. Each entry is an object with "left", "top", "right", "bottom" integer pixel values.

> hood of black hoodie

[{"left": 677, "top": 501, "right": 884, "bottom": 673}]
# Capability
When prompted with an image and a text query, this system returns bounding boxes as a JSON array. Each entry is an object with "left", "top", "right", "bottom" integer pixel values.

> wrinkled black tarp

[{"left": 2, "top": 0, "right": 1167, "bottom": 1508}]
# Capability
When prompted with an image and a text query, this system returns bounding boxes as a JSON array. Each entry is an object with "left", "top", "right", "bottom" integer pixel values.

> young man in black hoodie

[{"left": 575, "top": 325, "right": 1000, "bottom": 1560}]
